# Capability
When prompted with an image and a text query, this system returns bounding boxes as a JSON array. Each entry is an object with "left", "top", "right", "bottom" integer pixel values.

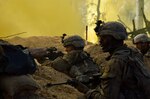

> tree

[
  {"left": 82, "top": 0, "right": 101, "bottom": 43},
  {"left": 96, "top": 0, "right": 101, "bottom": 21},
  {"left": 135, "top": 0, "right": 144, "bottom": 29}
]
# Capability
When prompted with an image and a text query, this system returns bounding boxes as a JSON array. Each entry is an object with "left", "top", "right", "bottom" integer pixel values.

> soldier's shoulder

[
  {"left": 128, "top": 46, "right": 140, "bottom": 53},
  {"left": 145, "top": 48, "right": 150, "bottom": 57},
  {"left": 112, "top": 48, "right": 130, "bottom": 60}
]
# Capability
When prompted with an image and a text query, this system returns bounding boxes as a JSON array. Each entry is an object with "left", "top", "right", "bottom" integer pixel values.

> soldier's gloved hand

[
  {"left": 67, "top": 79, "right": 90, "bottom": 94},
  {"left": 47, "top": 50, "right": 64, "bottom": 60},
  {"left": 46, "top": 47, "right": 57, "bottom": 52},
  {"left": 76, "top": 75, "right": 90, "bottom": 83},
  {"left": 55, "top": 51, "right": 64, "bottom": 57}
]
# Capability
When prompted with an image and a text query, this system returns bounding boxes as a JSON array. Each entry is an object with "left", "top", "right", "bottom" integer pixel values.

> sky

[
  {"left": 0, "top": 0, "right": 85, "bottom": 38},
  {"left": 0, "top": 0, "right": 150, "bottom": 42}
]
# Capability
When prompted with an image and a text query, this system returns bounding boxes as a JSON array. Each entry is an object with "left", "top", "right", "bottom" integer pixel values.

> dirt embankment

[
  {"left": 6, "top": 36, "right": 84, "bottom": 99},
  {"left": 6, "top": 36, "right": 133, "bottom": 99}
]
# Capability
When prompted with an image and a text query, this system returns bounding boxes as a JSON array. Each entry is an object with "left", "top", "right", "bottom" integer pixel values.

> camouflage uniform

[
  {"left": 52, "top": 50, "right": 99, "bottom": 78},
  {"left": 144, "top": 48, "right": 150, "bottom": 68},
  {"left": 0, "top": 41, "right": 43, "bottom": 99},
  {"left": 85, "top": 22, "right": 147, "bottom": 99},
  {"left": 86, "top": 45, "right": 146, "bottom": 99},
  {"left": 133, "top": 34, "right": 150, "bottom": 68},
  {"left": 51, "top": 35, "right": 99, "bottom": 87}
]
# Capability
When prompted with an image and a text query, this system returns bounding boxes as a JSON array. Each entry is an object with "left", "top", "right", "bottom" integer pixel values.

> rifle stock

[
  {"left": 46, "top": 82, "right": 68, "bottom": 87},
  {"left": 45, "top": 74, "right": 101, "bottom": 93},
  {"left": 46, "top": 79, "right": 89, "bottom": 93}
]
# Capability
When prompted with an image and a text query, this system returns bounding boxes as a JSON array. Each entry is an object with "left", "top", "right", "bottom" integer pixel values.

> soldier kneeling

[{"left": 0, "top": 42, "right": 44, "bottom": 99}]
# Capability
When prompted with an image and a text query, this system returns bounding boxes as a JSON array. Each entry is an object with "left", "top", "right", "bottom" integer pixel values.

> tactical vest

[
  {"left": 144, "top": 48, "right": 150, "bottom": 69},
  {"left": 0, "top": 44, "right": 36, "bottom": 75},
  {"left": 52, "top": 50, "right": 100, "bottom": 78},
  {"left": 122, "top": 48, "right": 150, "bottom": 99}
]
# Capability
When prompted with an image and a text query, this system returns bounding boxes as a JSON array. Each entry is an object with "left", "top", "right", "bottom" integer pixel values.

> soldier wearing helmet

[
  {"left": 63, "top": 35, "right": 85, "bottom": 47},
  {"left": 50, "top": 35, "right": 99, "bottom": 88},
  {"left": 84, "top": 21, "right": 148, "bottom": 99},
  {"left": 133, "top": 33, "right": 150, "bottom": 68},
  {"left": 133, "top": 33, "right": 150, "bottom": 55}
]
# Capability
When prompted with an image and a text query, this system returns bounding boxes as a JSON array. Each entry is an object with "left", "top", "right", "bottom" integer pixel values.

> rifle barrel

[{"left": 46, "top": 82, "right": 68, "bottom": 87}]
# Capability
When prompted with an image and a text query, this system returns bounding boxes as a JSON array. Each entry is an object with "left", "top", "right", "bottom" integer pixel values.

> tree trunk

[
  {"left": 135, "top": 0, "right": 144, "bottom": 29},
  {"left": 96, "top": 0, "right": 101, "bottom": 21}
]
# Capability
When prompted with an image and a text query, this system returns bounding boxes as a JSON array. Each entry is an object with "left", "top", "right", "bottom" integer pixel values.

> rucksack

[
  {"left": 0, "top": 44, "right": 36, "bottom": 75},
  {"left": 127, "top": 49, "right": 150, "bottom": 99}
]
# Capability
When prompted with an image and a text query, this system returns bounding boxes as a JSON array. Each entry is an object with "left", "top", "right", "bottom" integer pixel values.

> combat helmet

[
  {"left": 133, "top": 33, "right": 150, "bottom": 44},
  {"left": 97, "top": 21, "right": 127, "bottom": 40},
  {"left": 63, "top": 35, "right": 85, "bottom": 48}
]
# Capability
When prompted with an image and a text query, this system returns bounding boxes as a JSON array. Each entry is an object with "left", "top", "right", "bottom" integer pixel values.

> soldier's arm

[
  {"left": 0, "top": 46, "right": 4, "bottom": 56},
  {"left": 50, "top": 54, "right": 72, "bottom": 74},
  {"left": 50, "top": 51, "right": 80, "bottom": 76},
  {"left": 0, "top": 46, "right": 8, "bottom": 67},
  {"left": 28, "top": 48, "right": 48, "bottom": 58}
]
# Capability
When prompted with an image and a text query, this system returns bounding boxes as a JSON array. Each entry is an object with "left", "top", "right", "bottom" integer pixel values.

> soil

[{"left": 5, "top": 36, "right": 133, "bottom": 99}]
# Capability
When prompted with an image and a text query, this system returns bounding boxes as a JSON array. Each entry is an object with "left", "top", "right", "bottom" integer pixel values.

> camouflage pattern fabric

[
  {"left": 144, "top": 48, "right": 150, "bottom": 69},
  {"left": 52, "top": 50, "right": 99, "bottom": 77},
  {"left": 51, "top": 50, "right": 100, "bottom": 90},
  {"left": 85, "top": 45, "right": 147, "bottom": 99}
]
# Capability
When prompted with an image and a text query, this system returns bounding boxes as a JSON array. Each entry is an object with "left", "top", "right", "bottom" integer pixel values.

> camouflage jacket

[
  {"left": 51, "top": 50, "right": 99, "bottom": 80},
  {"left": 144, "top": 48, "right": 150, "bottom": 69},
  {"left": 85, "top": 45, "right": 147, "bottom": 99}
]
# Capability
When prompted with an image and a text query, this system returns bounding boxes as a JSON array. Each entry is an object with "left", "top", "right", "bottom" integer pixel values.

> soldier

[
  {"left": 133, "top": 33, "right": 150, "bottom": 68},
  {"left": 0, "top": 40, "right": 44, "bottom": 99},
  {"left": 83, "top": 21, "right": 150, "bottom": 99},
  {"left": 50, "top": 35, "right": 100, "bottom": 88}
]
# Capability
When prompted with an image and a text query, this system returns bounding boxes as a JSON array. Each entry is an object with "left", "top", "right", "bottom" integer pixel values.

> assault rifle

[
  {"left": 29, "top": 47, "right": 64, "bottom": 63},
  {"left": 94, "top": 20, "right": 104, "bottom": 35},
  {"left": 61, "top": 33, "right": 67, "bottom": 43},
  {"left": 46, "top": 79, "right": 89, "bottom": 93},
  {"left": 46, "top": 47, "right": 64, "bottom": 60},
  {"left": 46, "top": 73, "right": 101, "bottom": 93}
]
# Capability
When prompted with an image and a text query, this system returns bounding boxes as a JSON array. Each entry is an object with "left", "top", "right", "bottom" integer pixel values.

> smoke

[
  {"left": 76, "top": 0, "right": 150, "bottom": 43},
  {"left": 0, "top": 0, "right": 150, "bottom": 42},
  {"left": 100, "top": 0, "right": 150, "bottom": 30},
  {"left": 0, "top": 0, "right": 85, "bottom": 38},
  {"left": 144, "top": 0, "right": 150, "bottom": 19},
  {"left": 74, "top": 0, "right": 87, "bottom": 25},
  {"left": 100, "top": 0, "right": 136, "bottom": 27}
]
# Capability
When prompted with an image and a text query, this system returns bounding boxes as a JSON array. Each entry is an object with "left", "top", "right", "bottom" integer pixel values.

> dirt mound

[
  {"left": 34, "top": 63, "right": 83, "bottom": 99},
  {"left": 6, "top": 36, "right": 84, "bottom": 99},
  {"left": 7, "top": 36, "right": 64, "bottom": 51},
  {"left": 5, "top": 36, "right": 134, "bottom": 99}
]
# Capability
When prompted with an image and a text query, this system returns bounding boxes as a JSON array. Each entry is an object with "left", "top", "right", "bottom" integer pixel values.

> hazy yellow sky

[
  {"left": 0, "top": 0, "right": 85, "bottom": 37},
  {"left": 0, "top": 0, "right": 150, "bottom": 42}
]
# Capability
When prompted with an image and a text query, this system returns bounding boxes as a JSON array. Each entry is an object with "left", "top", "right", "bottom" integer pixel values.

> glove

[
  {"left": 48, "top": 51, "right": 64, "bottom": 60},
  {"left": 46, "top": 47, "right": 57, "bottom": 52},
  {"left": 67, "top": 79, "right": 90, "bottom": 94},
  {"left": 76, "top": 75, "right": 90, "bottom": 83}
]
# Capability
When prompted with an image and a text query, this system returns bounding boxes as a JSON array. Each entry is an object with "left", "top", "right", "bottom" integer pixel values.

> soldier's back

[{"left": 144, "top": 48, "right": 150, "bottom": 68}]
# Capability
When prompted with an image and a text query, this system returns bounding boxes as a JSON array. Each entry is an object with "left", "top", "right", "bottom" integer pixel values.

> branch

[
  {"left": 0, "top": 32, "right": 27, "bottom": 39},
  {"left": 117, "top": 15, "right": 132, "bottom": 32}
]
